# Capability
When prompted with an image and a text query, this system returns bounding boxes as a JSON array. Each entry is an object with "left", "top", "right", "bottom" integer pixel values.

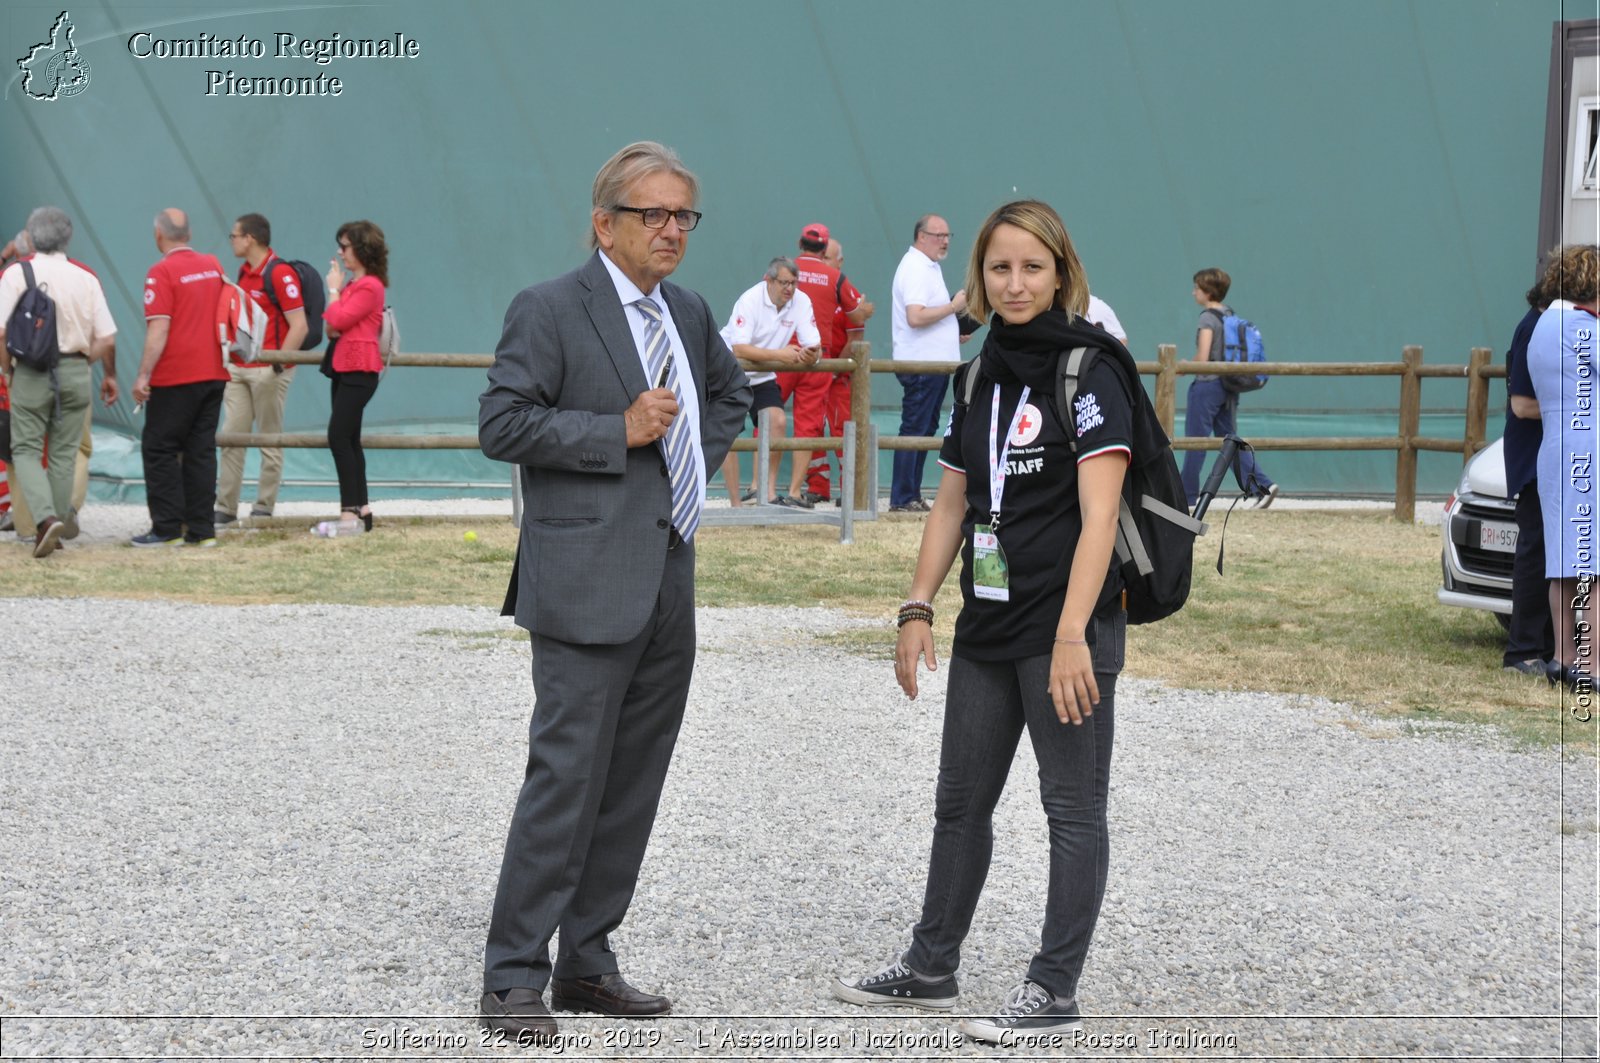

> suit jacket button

[
  {"left": 660, "top": 464, "right": 669, "bottom": 477},
  {"left": 657, "top": 518, "right": 668, "bottom": 529}
]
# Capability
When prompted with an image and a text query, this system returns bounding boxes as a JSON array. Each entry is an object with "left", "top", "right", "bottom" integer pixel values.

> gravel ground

[{"left": 0, "top": 592, "right": 1593, "bottom": 1060}]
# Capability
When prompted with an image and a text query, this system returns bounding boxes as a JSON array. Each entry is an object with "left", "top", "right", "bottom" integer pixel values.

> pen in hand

[{"left": 655, "top": 355, "right": 671, "bottom": 390}]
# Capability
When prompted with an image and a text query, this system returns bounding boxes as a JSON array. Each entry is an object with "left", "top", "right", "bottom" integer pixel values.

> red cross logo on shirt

[{"left": 1010, "top": 403, "right": 1044, "bottom": 446}]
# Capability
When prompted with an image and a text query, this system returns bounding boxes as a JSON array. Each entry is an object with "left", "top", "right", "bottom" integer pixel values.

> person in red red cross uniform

[{"left": 778, "top": 223, "right": 872, "bottom": 506}]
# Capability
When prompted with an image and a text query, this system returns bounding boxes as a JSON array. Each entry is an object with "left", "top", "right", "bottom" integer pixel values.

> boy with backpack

[
  {"left": 1181, "top": 267, "right": 1278, "bottom": 509},
  {"left": 216, "top": 213, "right": 319, "bottom": 523}
]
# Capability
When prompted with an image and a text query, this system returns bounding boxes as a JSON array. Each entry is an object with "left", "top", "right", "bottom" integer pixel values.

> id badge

[{"left": 972, "top": 523, "right": 1010, "bottom": 601}]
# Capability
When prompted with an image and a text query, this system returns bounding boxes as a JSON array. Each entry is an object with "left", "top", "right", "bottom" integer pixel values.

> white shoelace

[
  {"left": 864, "top": 959, "right": 912, "bottom": 985},
  {"left": 995, "top": 980, "right": 1053, "bottom": 1019}
]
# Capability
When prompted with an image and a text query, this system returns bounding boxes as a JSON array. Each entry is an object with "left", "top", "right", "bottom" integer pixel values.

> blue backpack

[{"left": 1215, "top": 307, "right": 1267, "bottom": 392}]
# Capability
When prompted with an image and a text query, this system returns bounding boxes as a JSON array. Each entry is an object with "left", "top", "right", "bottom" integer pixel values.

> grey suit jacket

[{"left": 479, "top": 252, "right": 752, "bottom": 645}]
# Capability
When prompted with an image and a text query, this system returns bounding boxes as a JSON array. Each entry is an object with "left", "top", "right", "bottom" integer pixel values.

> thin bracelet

[{"left": 1054, "top": 637, "right": 1087, "bottom": 645}]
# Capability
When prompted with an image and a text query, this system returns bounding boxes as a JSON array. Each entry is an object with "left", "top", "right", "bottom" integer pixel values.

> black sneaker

[
  {"left": 130, "top": 531, "right": 183, "bottom": 548},
  {"left": 249, "top": 506, "right": 273, "bottom": 518},
  {"left": 958, "top": 980, "right": 1082, "bottom": 1044},
  {"left": 833, "top": 958, "right": 958, "bottom": 1010},
  {"left": 740, "top": 489, "right": 757, "bottom": 503},
  {"left": 800, "top": 490, "right": 830, "bottom": 506},
  {"left": 787, "top": 492, "right": 815, "bottom": 509},
  {"left": 213, "top": 509, "right": 238, "bottom": 526}
]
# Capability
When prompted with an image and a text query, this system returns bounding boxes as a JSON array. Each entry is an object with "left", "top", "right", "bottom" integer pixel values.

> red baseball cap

[{"left": 800, "top": 222, "right": 830, "bottom": 244}]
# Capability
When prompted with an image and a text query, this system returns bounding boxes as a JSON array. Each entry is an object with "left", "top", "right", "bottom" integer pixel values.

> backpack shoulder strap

[
  {"left": 955, "top": 353, "right": 986, "bottom": 407},
  {"left": 20, "top": 260, "right": 36, "bottom": 291},
  {"left": 260, "top": 255, "right": 293, "bottom": 312},
  {"left": 1057, "top": 346, "right": 1096, "bottom": 455}
]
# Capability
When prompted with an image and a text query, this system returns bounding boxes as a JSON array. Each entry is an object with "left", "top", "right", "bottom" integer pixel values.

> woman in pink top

[{"left": 316, "top": 219, "right": 387, "bottom": 535}]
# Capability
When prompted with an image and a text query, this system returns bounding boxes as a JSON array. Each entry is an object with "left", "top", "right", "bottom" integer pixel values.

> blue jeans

[
  {"left": 1179, "top": 378, "right": 1274, "bottom": 507},
  {"left": 892, "top": 373, "right": 947, "bottom": 506},
  {"left": 903, "top": 610, "right": 1124, "bottom": 1000}
]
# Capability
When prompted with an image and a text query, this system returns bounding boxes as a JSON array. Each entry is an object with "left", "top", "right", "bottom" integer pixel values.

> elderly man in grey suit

[{"left": 477, "top": 141, "right": 751, "bottom": 1043}]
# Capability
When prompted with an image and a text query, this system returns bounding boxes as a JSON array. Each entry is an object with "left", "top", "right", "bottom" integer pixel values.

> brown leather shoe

[
  {"left": 550, "top": 972, "right": 671, "bottom": 1016},
  {"left": 33, "top": 517, "right": 63, "bottom": 558},
  {"left": 479, "top": 987, "right": 558, "bottom": 1043}
]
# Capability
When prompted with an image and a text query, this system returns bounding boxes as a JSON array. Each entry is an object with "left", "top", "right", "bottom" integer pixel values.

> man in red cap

[{"left": 783, "top": 222, "right": 872, "bottom": 505}]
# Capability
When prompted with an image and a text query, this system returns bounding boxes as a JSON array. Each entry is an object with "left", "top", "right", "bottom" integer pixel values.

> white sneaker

[{"left": 1254, "top": 484, "right": 1281, "bottom": 510}]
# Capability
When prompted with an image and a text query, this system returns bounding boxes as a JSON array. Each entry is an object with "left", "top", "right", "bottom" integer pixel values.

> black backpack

[
  {"left": 261, "top": 256, "right": 325, "bottom": 349},
  {"left": 6, "top": 261, "right": 59, "bottom": 372},
  {"left": 957, "top": 327, "right": 1205, "bottom": 625},
  {"left": 6, "top": 260, "right": 64, "bottom": 411}
]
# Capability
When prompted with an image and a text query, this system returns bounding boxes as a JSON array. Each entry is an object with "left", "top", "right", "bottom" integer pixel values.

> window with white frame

[{"left": 1578, "top": 95, "right": 1600, "bottom": 196}]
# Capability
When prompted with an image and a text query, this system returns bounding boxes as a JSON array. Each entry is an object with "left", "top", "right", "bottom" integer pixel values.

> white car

[{"left": 1437, "top": 437, "right": 1516, "bottom": 625}]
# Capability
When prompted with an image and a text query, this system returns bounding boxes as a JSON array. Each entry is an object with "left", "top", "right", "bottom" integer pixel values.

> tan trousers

[
  {"left": 10, "top": 393, "right": 92, "bottom": 538},
  {"left": 215, "top": 363, "right": 294, "bottom": 516}
]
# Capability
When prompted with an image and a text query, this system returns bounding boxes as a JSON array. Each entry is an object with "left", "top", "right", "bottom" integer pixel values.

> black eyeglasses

[
  {"left": 922, "top": 231, "right": 952, "bottom": 240},
  {"left": 613, "top": 206, "right": 702, "bottom": 231}
]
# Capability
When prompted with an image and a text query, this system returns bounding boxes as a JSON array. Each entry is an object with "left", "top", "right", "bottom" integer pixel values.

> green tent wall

[{"left": 0, "top": 0, "right": 1574, "bottom": 499}]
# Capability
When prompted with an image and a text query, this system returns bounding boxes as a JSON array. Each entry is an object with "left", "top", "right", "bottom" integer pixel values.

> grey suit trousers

[{"left": 483, "top": 541, "right": 696, "bottom": 992}]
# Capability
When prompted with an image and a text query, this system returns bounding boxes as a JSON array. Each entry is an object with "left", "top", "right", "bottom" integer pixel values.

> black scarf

[
  {"left": 980, "top": 308, "right": 1120, "bottom": 389},
  {"left": 976, "top": 307, "right": 1166, "bottom": 453}
]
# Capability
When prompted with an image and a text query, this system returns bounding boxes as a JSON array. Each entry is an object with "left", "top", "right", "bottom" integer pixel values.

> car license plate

[{"left": 1477, "top": 520, "right": 1518, "bottom": 553}]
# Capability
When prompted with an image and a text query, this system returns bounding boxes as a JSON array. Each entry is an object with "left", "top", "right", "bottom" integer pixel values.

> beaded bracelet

[{"left": 897, "top": 599, "right": 935, "bottom": 628}]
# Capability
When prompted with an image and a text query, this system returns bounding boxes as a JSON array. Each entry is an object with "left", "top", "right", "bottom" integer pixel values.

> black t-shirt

[{"left": 938, "top": 357, "right": 1134, "bottom": 661}]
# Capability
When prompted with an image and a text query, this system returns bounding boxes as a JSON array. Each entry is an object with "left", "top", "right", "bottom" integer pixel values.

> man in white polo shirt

[
  {"left": 889, "top": 214, "right": 965, "bottom": 512},
  {"left": 718, "top": 257, "right": 821, "bottom": 507}
]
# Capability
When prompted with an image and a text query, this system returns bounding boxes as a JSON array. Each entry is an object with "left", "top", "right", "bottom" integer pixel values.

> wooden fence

[{"left": 230, "top": 343, "right": 1504, "bottom": 522}]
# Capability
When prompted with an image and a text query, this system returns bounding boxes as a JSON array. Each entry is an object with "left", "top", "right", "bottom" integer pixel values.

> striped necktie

[{"left": 634, "top": 297, "right": 699, "bottom": 543}]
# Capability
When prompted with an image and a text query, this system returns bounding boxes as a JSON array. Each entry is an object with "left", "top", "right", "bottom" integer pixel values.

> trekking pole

[{"left": 1191, "top": 434, "right": 1244, "bottom": 522}]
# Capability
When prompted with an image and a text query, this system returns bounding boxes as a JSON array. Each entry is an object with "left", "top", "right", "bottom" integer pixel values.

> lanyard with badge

[{"left": 973, "top": 384, "right": 1032, "bottom": 602}]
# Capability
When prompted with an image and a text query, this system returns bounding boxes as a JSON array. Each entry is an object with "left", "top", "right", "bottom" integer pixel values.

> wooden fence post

[
  {"left": 1156, "top": 344, "right": 1177, "bottom": 437},
  {"left": 849, "top": 336, "right": 873, "bottom": 512},
  {"left": 1463, "top": 346, "right": 1492, "bottom": 462},
  {"left": 1395, "top": 345, "right": 1423, "bottom": 522}
]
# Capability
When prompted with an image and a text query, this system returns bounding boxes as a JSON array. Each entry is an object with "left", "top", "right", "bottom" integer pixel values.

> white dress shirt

[{"left": 598, "top": 250, "right": 706, "bottom": 510}]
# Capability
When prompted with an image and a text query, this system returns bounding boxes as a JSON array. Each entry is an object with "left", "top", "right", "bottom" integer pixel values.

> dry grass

[
  {"left": 3, "top": 508, "right": 1584, "bottom": 744},
  {"left": 0, "top": 518, "right": 519, "bottom": 607}
]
